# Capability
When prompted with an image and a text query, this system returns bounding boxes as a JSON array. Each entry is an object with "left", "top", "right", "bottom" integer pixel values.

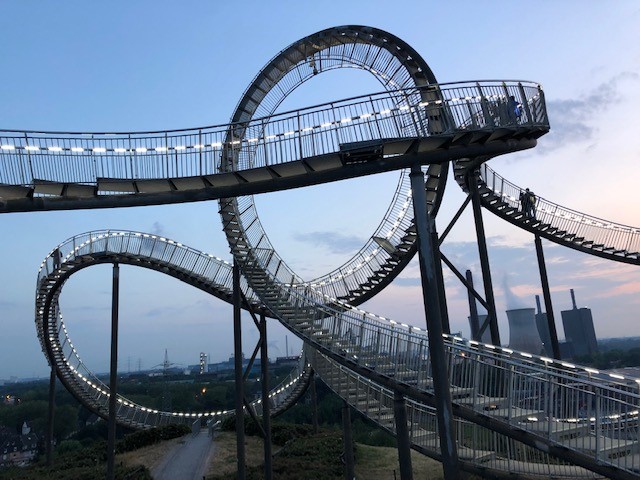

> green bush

[{"left": 115, "top": 423, "right": 191, "bottom": 453}]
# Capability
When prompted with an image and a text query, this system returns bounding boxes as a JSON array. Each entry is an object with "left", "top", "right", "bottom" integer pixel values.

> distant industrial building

[
  {"left": 199, "top": 352, "right": 208, "bottom": 374},
  {"left": 507, "top": 307, "right": 543, "bottom": 355},
  {"left": 561, "top": 289, "right": 598, "bottom": 358}
]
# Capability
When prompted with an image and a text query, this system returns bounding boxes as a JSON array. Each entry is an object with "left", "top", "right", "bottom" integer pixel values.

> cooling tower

[{"left": 507, "top": 308, "right": 543, "bottom": 354}]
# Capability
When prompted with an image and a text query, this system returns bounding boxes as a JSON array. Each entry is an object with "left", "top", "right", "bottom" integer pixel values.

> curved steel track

[{"left": 3, "top": 24, "right": 639, "bottom": 479}]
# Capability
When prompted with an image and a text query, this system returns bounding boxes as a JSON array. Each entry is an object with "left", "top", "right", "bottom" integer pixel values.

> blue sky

[{"left": 0, "top": 1, "right": 639, "bottom": 379}]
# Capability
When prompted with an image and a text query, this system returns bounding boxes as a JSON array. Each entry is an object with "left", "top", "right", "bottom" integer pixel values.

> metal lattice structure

[{"left": 3, "top": 24, "right": 639, "bottom": 479}]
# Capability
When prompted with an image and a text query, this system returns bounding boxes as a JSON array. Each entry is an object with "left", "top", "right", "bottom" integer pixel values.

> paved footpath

[{"left": 152, "top": 430, "right": 216, "bottom": 480}]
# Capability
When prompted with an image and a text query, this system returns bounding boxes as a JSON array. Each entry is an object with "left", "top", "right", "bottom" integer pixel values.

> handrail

[
  {"left": 36, "top": 229, "right": 640, "bottom": 476},
  {"left": 1, "top": 81, "right": 547, "bottom": 187},
  {"left": 34, "top": 230, "right": 309, "bottom": 427},
  {"left": 479, "top": 163, "right": 640, "bottom": 256}
]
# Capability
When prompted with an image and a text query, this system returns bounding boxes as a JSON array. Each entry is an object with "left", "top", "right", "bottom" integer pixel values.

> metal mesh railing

[
  {"left": 479, "top": 163, "right": 640, "bottom": 256},
  {"left": 1, "top": 81, "right": 546, "bottom": 189},
  {"left": 35, "top": 230, "right": 308, "bottom": 428},
  {"left": 35, "top": 229, "right": 640, "bottom": 475}
]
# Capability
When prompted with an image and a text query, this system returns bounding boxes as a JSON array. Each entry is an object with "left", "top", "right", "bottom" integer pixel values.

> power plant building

[{"left": 561, "top": 290, "right": 598, "bottom": 358}]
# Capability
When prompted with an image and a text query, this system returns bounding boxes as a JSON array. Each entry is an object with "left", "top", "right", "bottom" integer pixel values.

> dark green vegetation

[
  {"left": 0, "top": 424, "right": 188, "bottom": 480},
  {"left": 574, "top": 338, "right": 640, "bottom": 369},
  {"left": 1, "top": 369, "right": 396, "bottom": 478}
]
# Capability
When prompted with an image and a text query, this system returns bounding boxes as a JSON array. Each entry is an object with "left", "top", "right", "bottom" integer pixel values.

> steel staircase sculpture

[
  {"left": 454, "top": 163, "right": 640, "bottom": 264},
  {"left": 5, "top": 24, "right": 638, "bottom": 479},
  {"left": 35, "top": 230, "right": 308, "bottom": 429}
]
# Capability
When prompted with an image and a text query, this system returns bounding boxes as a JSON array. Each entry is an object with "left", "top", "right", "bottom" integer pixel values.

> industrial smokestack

[
  {"left": 570, "top": 289, "right": 577, "bottom": 309},
  {"left": 535, "top": 295, "right": 542, "bottom": 314}
]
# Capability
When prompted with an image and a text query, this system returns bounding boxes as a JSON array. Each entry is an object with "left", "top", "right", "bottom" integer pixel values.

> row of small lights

[
  {"left": 494, "top": 190, "right": 635, "bottom": 233},
  {"left": 38, "top": 234, "right": 638, "bottom": 426},
  {"left": 37, "top": 231, "right": 231, "bottom": 276},
  {"left": 446, "top": 333, "right": 640, "bottom": 386},
  {"left": 0, "top": 93, "right": 522, "bottom": 155},
  {"left": 301, "top": 192, "right": 413, "bottom": 289},
  {"left": 36, "top": 244, "right": 304, "bottom": 419}
]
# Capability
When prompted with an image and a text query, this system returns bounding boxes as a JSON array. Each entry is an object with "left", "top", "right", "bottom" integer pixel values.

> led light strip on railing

[
  {"left": 37, "top": 231, "right": 231, "bottom": 275},
  {"left": 38, "top": 237, "right": 307, "bottom": 422},
  {"left": 482, "top": 168, "right": 639, "bottom": 235},
  {"left": 445, "top": 333, "right": 640, "bottom": 387},
  {"left": 299, "top": 193, "right": 413, "bottom": 289},
  {"left": 2, "top": 93, "right": 542, "bottom": 155}
]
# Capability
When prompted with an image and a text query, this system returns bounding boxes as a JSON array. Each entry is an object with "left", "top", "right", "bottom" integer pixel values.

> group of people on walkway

[{"left": 520, "top": 188, "right": 537, "bottom": 219}]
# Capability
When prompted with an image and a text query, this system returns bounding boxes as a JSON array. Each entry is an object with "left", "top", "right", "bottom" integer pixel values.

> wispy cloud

[
  {"left": 293, "top": 231, "right": 365, "bottom": 254},
  {"left": 540, "top": 72, "right": 639, "bottom": 153}
]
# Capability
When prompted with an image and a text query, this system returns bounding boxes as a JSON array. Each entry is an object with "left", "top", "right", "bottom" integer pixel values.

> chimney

[
  {"left": 535, "top": 295, "right": 542, "bottom": 314},
  {"left": 570, "top": 289, "right": 577, "bottom": 310}
]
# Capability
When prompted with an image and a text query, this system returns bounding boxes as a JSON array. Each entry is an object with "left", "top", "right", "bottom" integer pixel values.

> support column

[
  {"left": 409, "top": 166, "right": 460, "bottom": 478},
  {"left": 233, "top": 261, "right": 246, "bottom": 480},
  {"left": 393, "top": 391, "right": 413, "bottom": 480},
  {"left": 310, "top": 371, "right": 319, "bottom": 434},
  {"left": 468, "top": 171, "right": 501, "bottom": 346},
  {"left": 534, "top": 235, "right": 561, "bottom": 359},
  {"left": 259, "top": 310, "right": 273, "bottom": 480},
  {"left": 46, "top": 367, "right": 55, "bottom": 466},
  {"left": 107, "top": 263, "right": 119, "bottom": 480},
  {"left": 465, "top": 270, "right": 481, "bottom": 341},
  {"left": 342, "top": 400, "right": 355, "bottom": 480}
]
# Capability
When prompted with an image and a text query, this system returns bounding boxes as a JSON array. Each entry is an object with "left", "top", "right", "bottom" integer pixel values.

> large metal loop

[{"left": 220, "top": 25, "right": 448, "bottom": 304}]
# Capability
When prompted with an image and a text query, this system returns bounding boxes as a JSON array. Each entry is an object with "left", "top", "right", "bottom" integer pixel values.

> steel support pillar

[
  {"left": 468, "top": 171, "right": 501, "bottom": 346},
  {"left": 259, "top": 310, "right": 273, "bottom": 480},
  {"left": 233, "top": 261, "right": 246, "bottom": 480},
  {"left": 409, "top": 166, "right": 460, "bottom": 478},
  {"left": 107, "top": 263, "right": 119, "bottom": 480},
  {"left": 433, "top": 229, "right": 451, "bottom": 334},
  {"left": 311, "top": 371, "right": 319, "bottom": 434},
  {"left": 393, "top": 391, "right": 413, "bottom": 480},
  {"left": 534, "top": 235, "right": 561, "bottom": 359},
  {"left": 466, "top": 270, "right": 481, "bottom": 341},
  {"left": 46, "top": 366, "right": 55, "bottom": 466},
  {"left": 342, "top": 400, "right": 355, "bottom": 480}
]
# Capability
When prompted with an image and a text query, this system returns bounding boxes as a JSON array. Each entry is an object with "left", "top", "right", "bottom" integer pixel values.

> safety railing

[
  {"left": 1, "top": 81, "right": 547, "bottom": 188},
  {"left": 35, "top": 230, "right": 307, "bottom": 428},
  {"left": 35, "top": 229, "right": 640, "bottom": 474},
  {"left": 309, "top": 347, "right": 600, "bottom": 478},
  {"left": 235, "top": 240, "right": 640, "bottom": 475},
  {"left": 479, "top": 163, "right": 640, "bottom": 257}
]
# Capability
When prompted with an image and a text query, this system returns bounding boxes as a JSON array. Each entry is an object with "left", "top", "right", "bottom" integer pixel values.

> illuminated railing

[
  {"left": 35, "top": 229, "right": 640, "bottom": 475},
  {"left": 35, "top": 230, "right": 307, "bottom": 428},
  {"left": 479, "top": 163, "right": 640, "bottom": 257},
  {"left": 1, "top": 81, "right": 546, "bottom": 189},
  {"left": 237, "top": 245, "right": 640, "bottom": 476}
]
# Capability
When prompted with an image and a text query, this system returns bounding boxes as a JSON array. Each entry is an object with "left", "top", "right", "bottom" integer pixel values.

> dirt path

[{"left": 151, "top": 430, "right": 215, "bottom": 480}]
